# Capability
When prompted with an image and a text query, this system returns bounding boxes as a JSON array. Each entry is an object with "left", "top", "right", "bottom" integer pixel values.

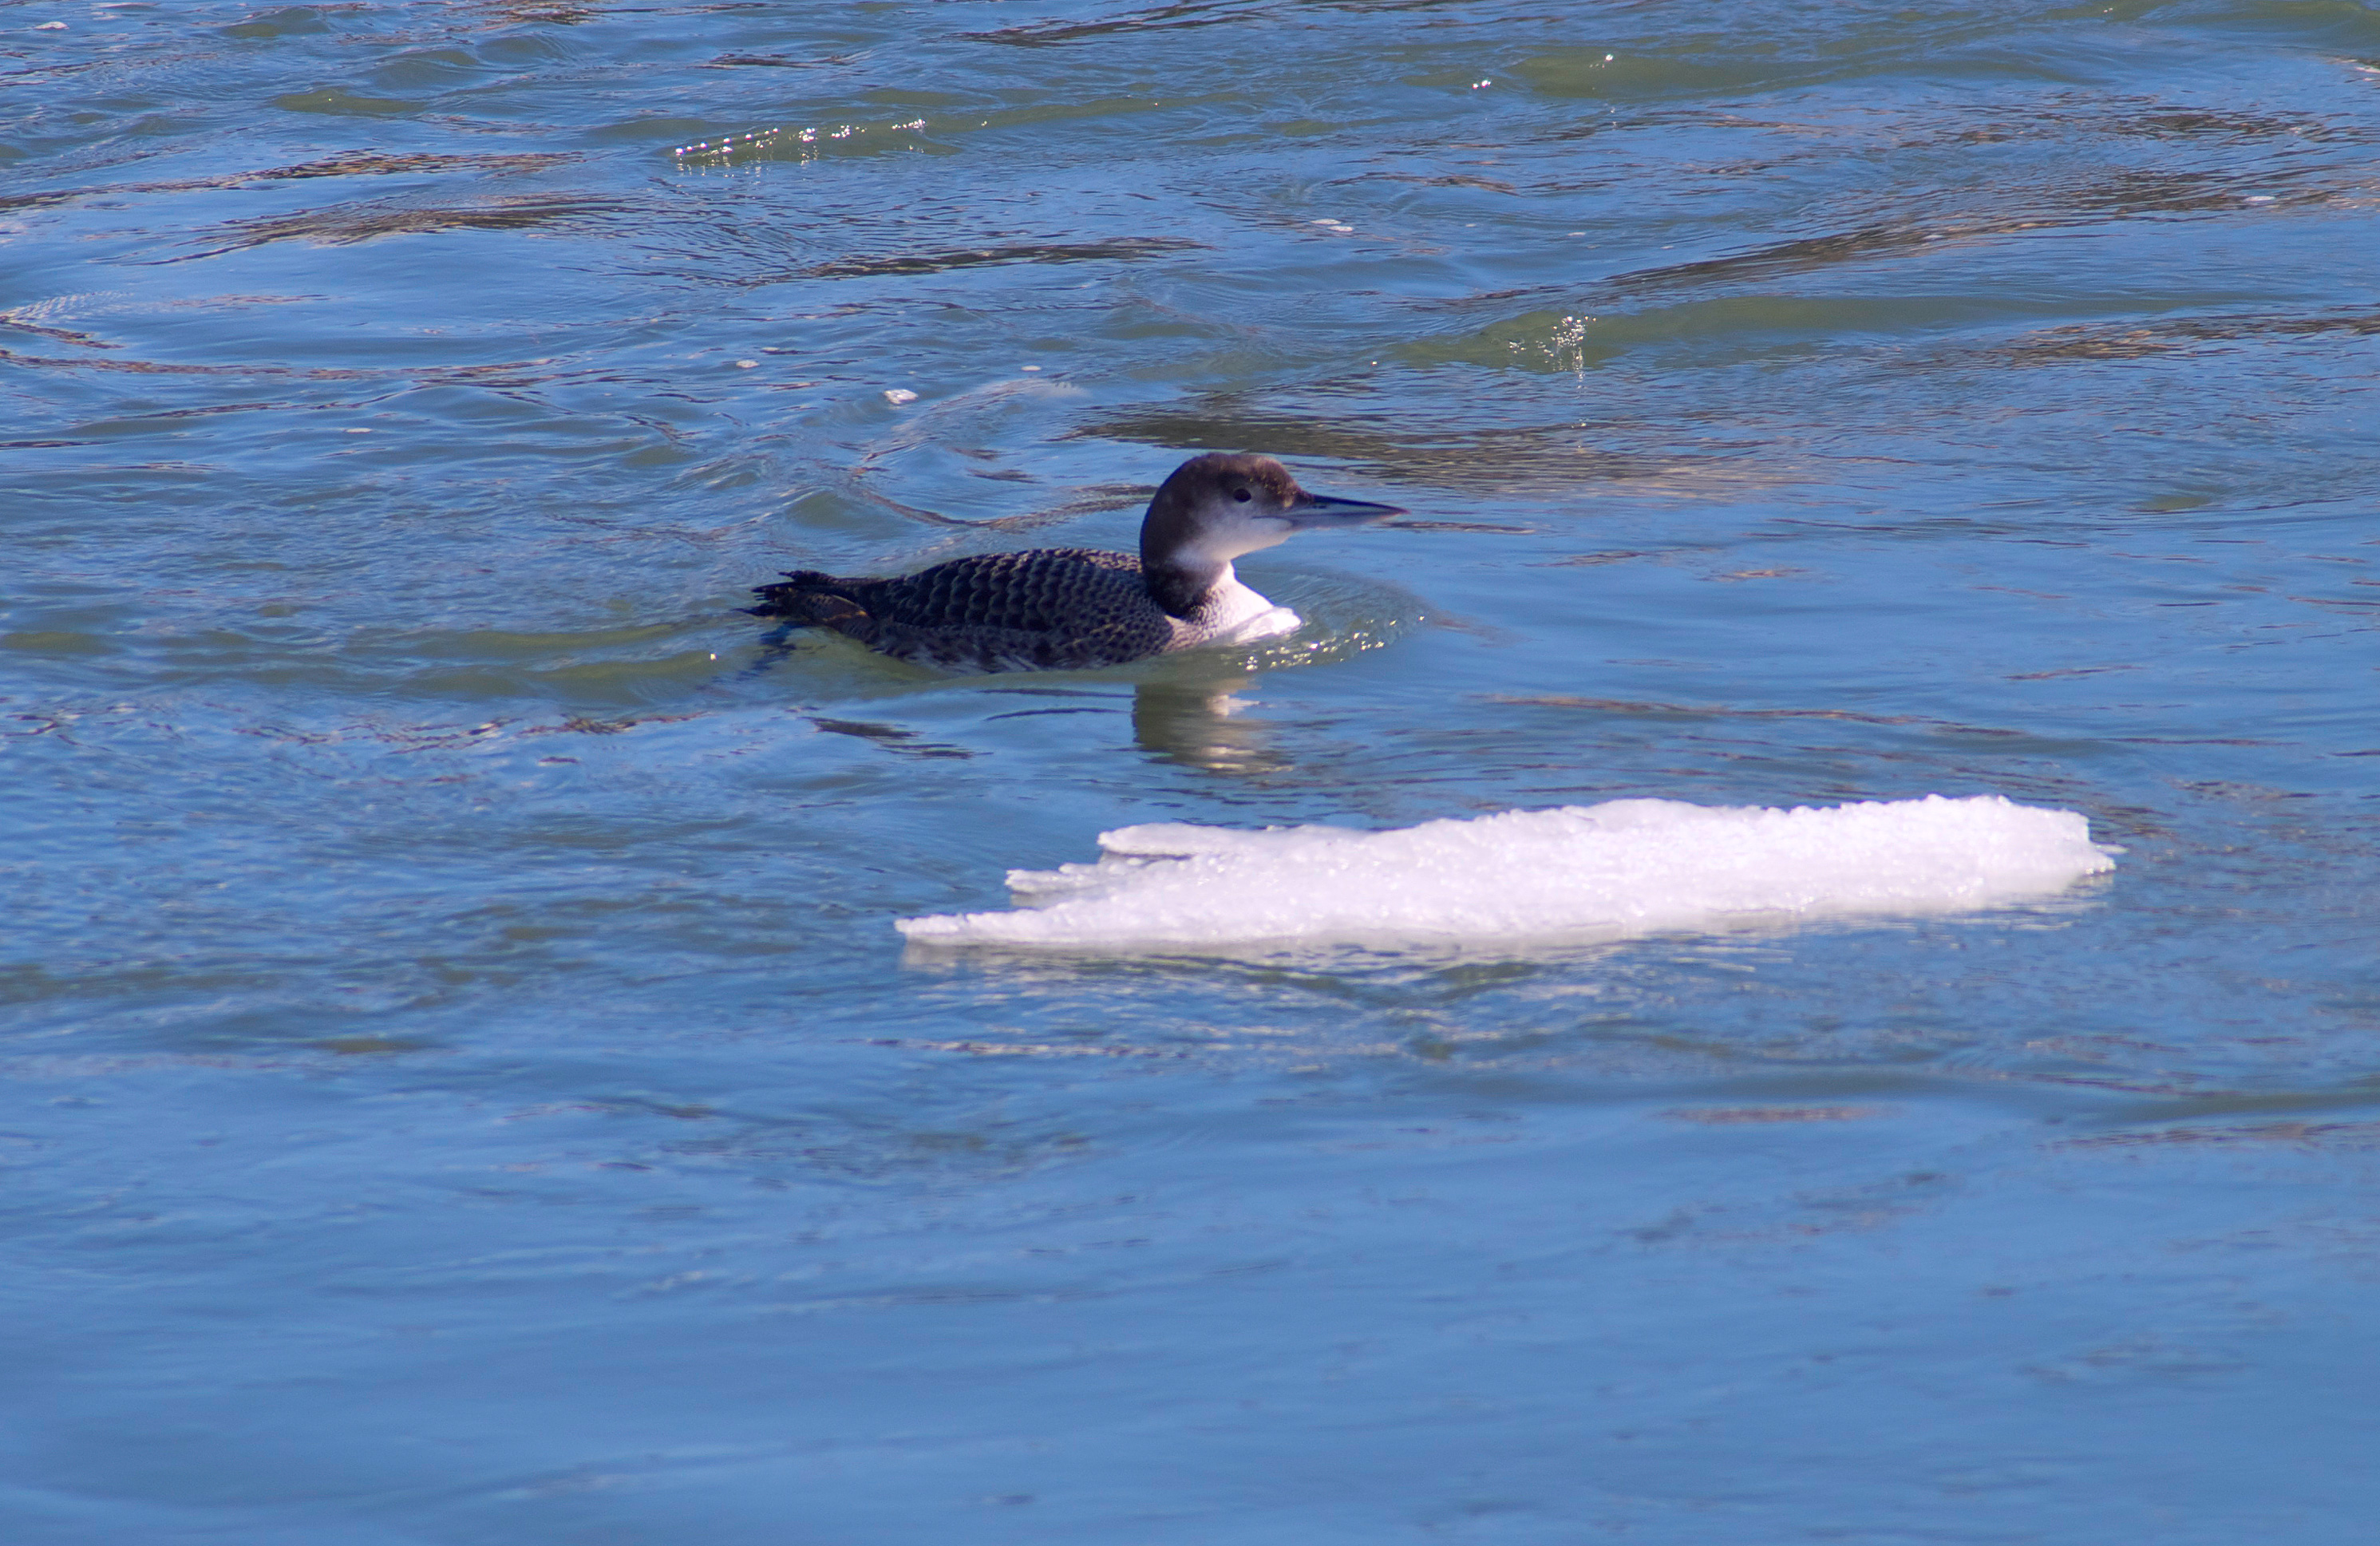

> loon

[{"left": 749, "top": 453, "right": 1405, "bottom": 672}]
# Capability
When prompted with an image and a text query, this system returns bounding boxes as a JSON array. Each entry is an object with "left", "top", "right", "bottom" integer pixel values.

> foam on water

[{"left": 897, "top": 795, "right": 2115, "bottom": 951}]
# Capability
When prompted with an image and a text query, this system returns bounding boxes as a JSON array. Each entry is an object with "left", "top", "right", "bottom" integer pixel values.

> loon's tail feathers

[{"left": 747, "top": 571, "right": 880, "bottom": 642}]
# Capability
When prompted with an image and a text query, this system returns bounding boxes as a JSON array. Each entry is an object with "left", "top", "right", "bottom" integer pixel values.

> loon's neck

[{"left": 1142, "top": 556, "right": 1227, "bottom": 619}]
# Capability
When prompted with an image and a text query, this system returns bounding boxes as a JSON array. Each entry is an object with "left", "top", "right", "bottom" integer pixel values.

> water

[{"left": 5, "top": 1, "right": 2378, "bottom": 1539}]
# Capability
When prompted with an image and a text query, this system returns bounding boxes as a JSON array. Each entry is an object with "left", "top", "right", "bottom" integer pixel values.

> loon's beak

[{"left": 1283, "top": 490, "right": 1407, "bottom": 527}]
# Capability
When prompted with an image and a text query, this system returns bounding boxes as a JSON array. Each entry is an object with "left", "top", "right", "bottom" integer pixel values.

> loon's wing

[{"left": 856, "top": 551, "right": 1141, "bottom": 631}]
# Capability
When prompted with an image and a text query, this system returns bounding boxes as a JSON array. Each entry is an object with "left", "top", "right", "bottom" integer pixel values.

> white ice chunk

[{"left": 897, "top": 794, "right": 2114, "bottom": 952}]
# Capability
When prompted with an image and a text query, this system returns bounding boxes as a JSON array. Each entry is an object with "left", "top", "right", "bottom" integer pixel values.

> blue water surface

[{"left": 4, "top": 2, "right": 2378, "bottom": 1540}]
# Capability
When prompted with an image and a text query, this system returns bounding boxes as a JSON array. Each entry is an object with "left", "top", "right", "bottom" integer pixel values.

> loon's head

[{"left": 1139, "top": 453, "right": 1405, "bottom": 617}]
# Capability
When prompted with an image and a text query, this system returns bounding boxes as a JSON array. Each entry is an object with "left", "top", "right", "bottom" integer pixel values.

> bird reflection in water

[
  {"left": 1130, "top": 670, "right": 1291, "bottom": 776},
  {"left": 738, "top": 631, "right": 1293, "bottom": 774}
]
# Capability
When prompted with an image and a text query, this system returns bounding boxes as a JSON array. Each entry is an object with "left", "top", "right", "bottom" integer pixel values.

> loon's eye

[{"left": 1232, "top": 487, "right": 1252, "bottom": 503}]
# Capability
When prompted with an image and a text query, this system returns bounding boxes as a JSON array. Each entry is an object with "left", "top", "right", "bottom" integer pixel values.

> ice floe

[{"left": 897, "top": 794, "right": 2114, "bottom": 952}]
